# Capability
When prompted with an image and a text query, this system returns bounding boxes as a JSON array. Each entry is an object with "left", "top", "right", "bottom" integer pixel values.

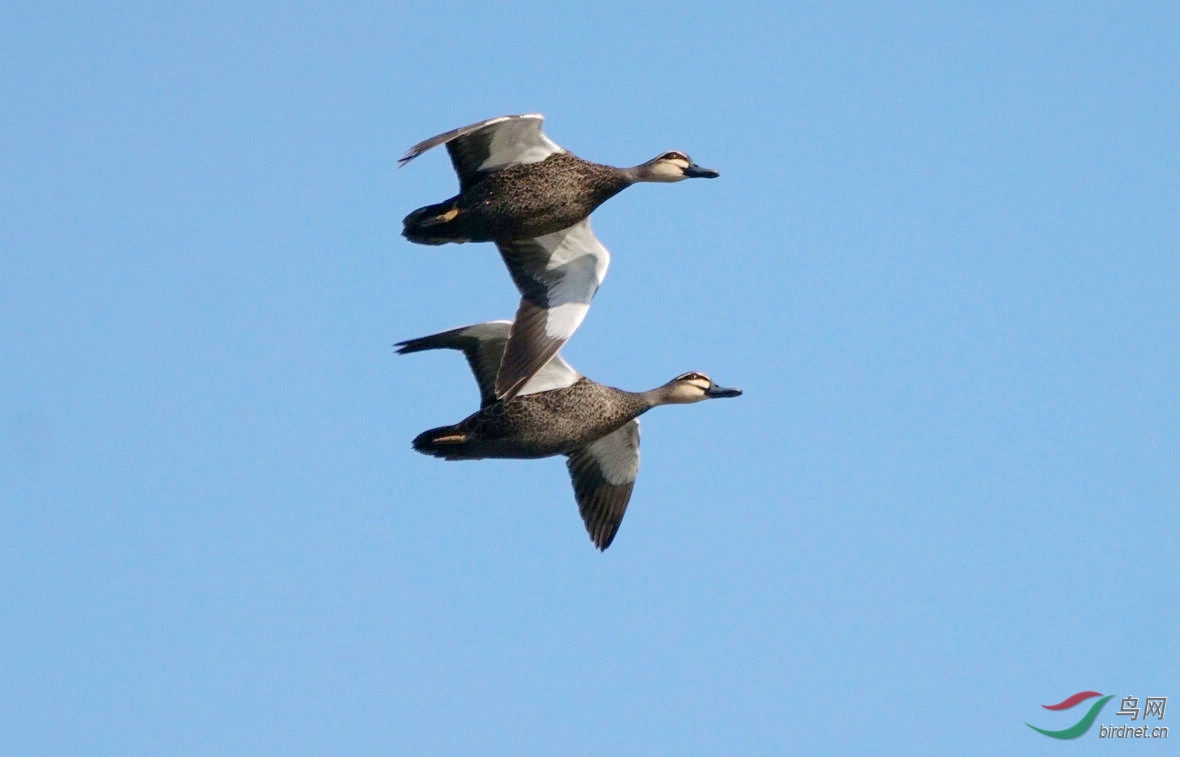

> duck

[
  {"left": 397, "top": 320, "right": 742, "bottom": 551},
  {"left": 398, "top": 113, "right": 719, "bottom": 245},
  {"left": 398, "top": 114, "right": 719, "bottom": 401}
]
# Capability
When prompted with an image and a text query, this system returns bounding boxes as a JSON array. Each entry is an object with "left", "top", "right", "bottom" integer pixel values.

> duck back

[{"left": 402, "top": 154, "right": 628, "bottom": 244}]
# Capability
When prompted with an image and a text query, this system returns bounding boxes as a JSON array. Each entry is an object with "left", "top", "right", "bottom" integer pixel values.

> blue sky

[{"left": 3, "top": 2, "right": 1177, "bottom": 754}]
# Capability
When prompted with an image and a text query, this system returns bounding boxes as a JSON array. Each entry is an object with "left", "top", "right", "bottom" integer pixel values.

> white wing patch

[
  {"left": 477, "top": 144, "right": 561, "bottom": 172},
  {"left": 475, "top": 116, "right": 564, "bottom": 172},
  {"left": 585, "top": 421, "right": 641, "bottom": 486},
  {"left": 543, "top": 301, "right": 588, "bottom": 339},
  {"left": 538, "top": 221, "right": 608, "bottom": 326},
  {"left": 517, "top": 353, "right": 581, "bottom": 396},
  {"left": 540, "top": 220, "right": 609, "bottom": 273}
]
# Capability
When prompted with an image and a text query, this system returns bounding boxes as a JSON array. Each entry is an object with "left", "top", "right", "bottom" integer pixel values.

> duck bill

[
  {"left": 684, "top": 163, "right": 720, "bottom": 179},
  {"left": 706, "top": 384, "right": 742, "bottom": 398}
]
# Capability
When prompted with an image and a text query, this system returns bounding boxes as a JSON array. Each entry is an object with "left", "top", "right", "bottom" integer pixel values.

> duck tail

[
  {"left": 412, "top": 425, "right": 472, "bottom": 460},
  {"left": 402, "top": 201, "right": 464, "bottom": 245}
]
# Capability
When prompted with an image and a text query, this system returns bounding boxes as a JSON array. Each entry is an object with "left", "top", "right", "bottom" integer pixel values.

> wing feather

[
  {"left": 395, "top": 321, "right": 511, "bottom": 408},
  {"left": 566, "top": 421, "right": 641, "bottom": 550},
  {"left": 398, "top": 114, "right": 564, "bottom": 190},
  {"left": 494, "top": 219, "right": 608, "bottom": 400}
]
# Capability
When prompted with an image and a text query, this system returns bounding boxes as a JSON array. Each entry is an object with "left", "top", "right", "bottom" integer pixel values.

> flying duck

[
  {"left": 397, "top": 320, "right": 741, "bottom": 550},
  {"left": 399, "top": 113, "right": 719, "bottom": 401}
]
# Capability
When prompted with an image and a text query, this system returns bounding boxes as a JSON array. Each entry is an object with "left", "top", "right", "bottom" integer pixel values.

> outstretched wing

[
  {"left": 396, "top": 320, "right": 581, "bottom": 407},
  {"left": 398, "top": 114, "right": 565, "bottom": 190},
  {"left": 494, "top": 219, "right": 609, "bottom": 400},
  {"left": 395, "top": 321, "right": 510, "bottom": 408},
  {"left": 566, "top": 421, "right": 641, "bottom": 550}
]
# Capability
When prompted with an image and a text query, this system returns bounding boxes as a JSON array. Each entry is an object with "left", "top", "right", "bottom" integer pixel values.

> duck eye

[{"left": 660, "top": 151, "right": 688, "bottom": 162}]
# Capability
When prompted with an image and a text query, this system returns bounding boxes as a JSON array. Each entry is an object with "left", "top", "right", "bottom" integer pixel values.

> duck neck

[
  {"left": 614, "top": 164, "right": 648, "bottom": 186},
  {"left": 601, "top": 388, "right": 660, "bottom": 419},
  {"left": 633, "top": 384, "right": 682, "bottom": 412}
]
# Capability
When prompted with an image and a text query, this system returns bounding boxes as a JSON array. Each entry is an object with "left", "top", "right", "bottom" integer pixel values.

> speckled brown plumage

[
  {"left": 402, "top": 153, "right": 631, "bottom": 244},
  {"left": 413, "top": 378, "right": 647, "bottom": 460}
]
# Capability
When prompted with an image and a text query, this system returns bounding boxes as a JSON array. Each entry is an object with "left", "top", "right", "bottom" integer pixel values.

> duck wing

[
  {"left": 395, "top": 321, "right": 510, "bottom": 408},
  {"left": 566, "top": 421, "right": 640, "bottom": 550},
  {"left": 515, "top": 352, "right": 581, "bottom": 397},
  {"left": 494, "top": 218, "right": 608, "bottom": 400},
  {"left": 398, "top": 114, "right": 565, "bottom": 190},
  {"left": 396, "top": 320, "right": 581, "bottom": 408}
]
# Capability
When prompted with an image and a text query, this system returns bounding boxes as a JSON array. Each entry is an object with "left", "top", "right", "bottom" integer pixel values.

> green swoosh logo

[{"left": 1026, "top": 695, "right": 1113, "bottom": 739}]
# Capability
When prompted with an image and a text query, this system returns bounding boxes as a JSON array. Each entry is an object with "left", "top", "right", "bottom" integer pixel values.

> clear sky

[{"left": 3, "top": 2, "right": 1177, "bottom": 754}]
